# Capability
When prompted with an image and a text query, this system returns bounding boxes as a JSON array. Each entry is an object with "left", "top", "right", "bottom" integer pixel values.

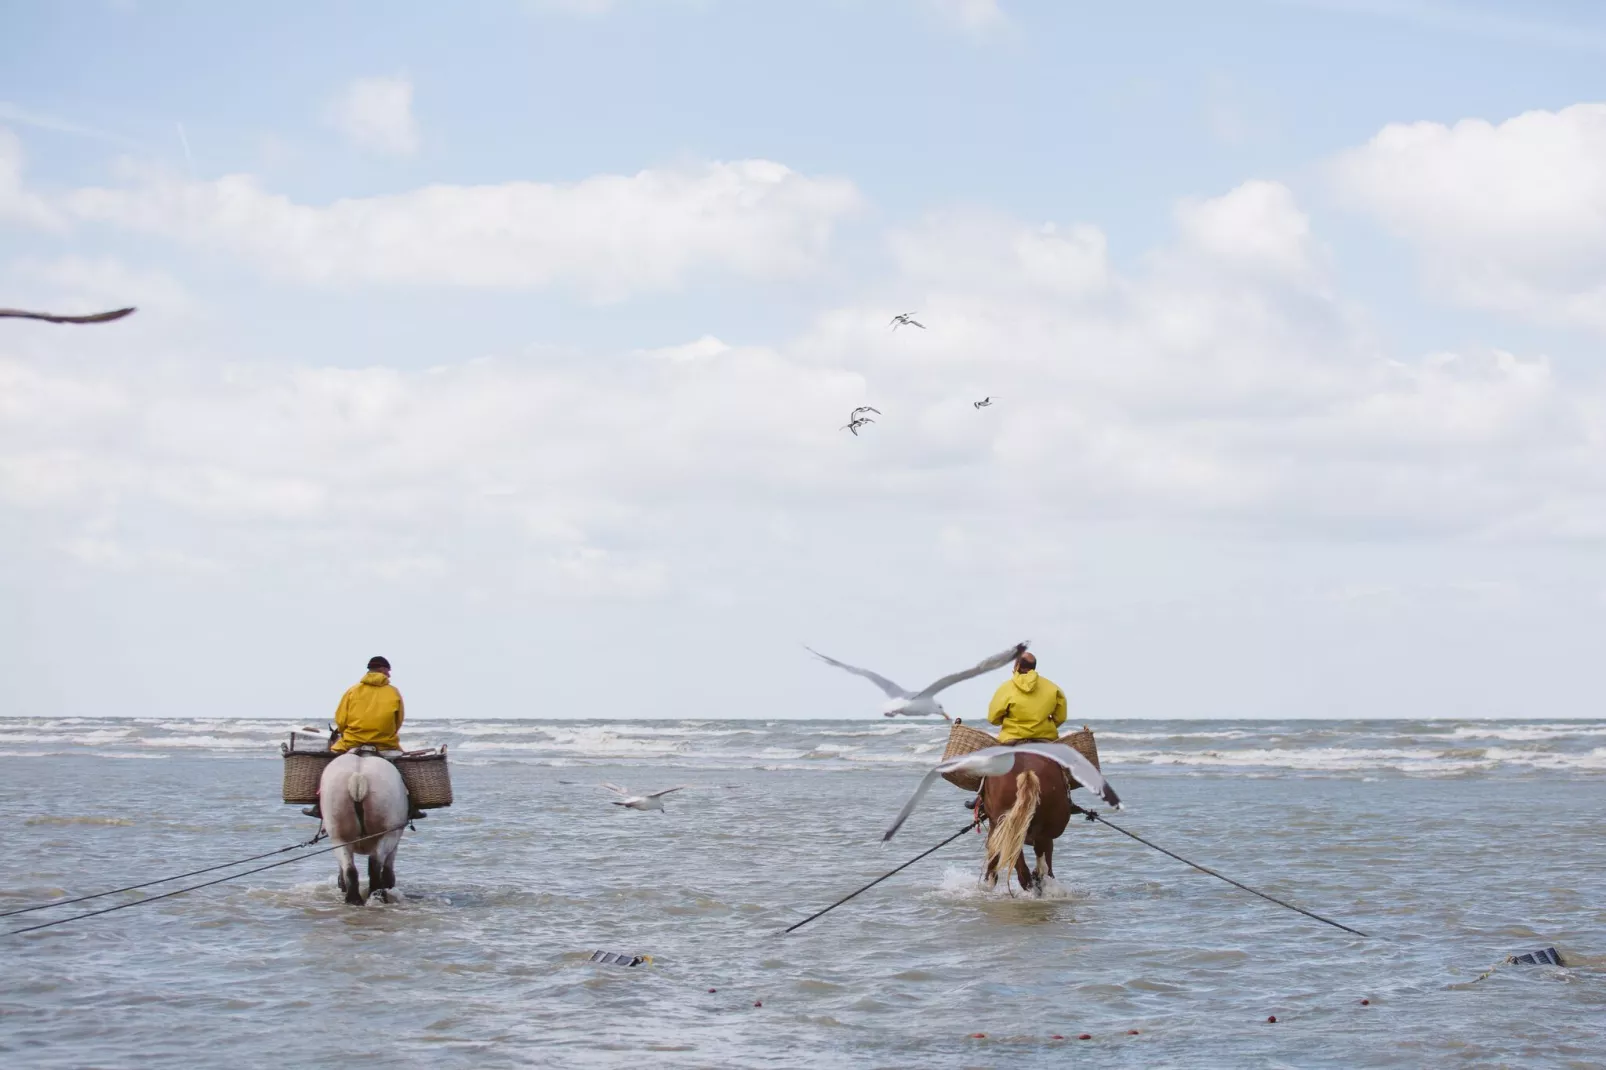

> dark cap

[{"left": 367, "top": 656, "right": 391, "bottom": 671}]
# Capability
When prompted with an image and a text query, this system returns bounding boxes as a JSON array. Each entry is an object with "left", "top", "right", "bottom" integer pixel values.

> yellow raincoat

[
  {"left": 986, "top": 670, "right": 1067, "bottom": 743},
  {"left": 331, "top": 671, "right": 405, "bottom": 753}
]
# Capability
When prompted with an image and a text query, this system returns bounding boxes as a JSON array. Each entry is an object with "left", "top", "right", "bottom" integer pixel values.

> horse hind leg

[
  {"left": 1014, "top": 852, "right": 1034, "bottom": 893},
  {"left": 368, "top": 854, "right": 388, "bottom": 903},
  {"left": 336, "top": 846, "right": 363, "bottom": 905}
]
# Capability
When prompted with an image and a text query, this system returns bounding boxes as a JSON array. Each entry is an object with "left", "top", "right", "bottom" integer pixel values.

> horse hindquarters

[
  {"left": 319, "top": 752, "right": 409, "bottom": 905},
  {"left": 985, "top": 770, "right": 1041, "bottom": 892}
]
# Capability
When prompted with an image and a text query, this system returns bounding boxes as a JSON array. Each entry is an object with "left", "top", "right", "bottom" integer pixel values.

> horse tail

[
  {"left": 985, "top": 770, "right": 1040, "bottom": 891},
  {"left": 348, "top": 768, "right": 369, "bottom": 839}
]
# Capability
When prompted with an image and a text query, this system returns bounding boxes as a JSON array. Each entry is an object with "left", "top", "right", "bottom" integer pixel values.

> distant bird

[
  {"left": 973, "top": 397, "right": 996, "bottom": 409},
  {"left": 805, "top": 641, "right": 1028, "bottom": 719},
  {"left": 841, "top": 416, "right": 875, "bottom": 436},
  {"left": 842, "top": 406, "right": 881, "bottom": 436},
  {"left": 889, "top": 312, "right": 925, "bottom": 331},
  {"left": 882, "top": 742, "right": 1122, "bottom": 842},
  {"left": 601, "top": 783, "right": 691, "bottom": 812},
  {"left": 0, "top": 306, "right": 136, "bottom": 325}
]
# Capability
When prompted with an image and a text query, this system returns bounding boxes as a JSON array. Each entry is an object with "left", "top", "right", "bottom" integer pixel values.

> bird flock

[{"left": 843, "top": 313, "right": 995, "bottom": 437}]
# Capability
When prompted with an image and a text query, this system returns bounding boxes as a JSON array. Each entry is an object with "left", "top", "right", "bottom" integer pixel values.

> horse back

[{"left": 982, "top": 752, "right": 1070, "bottom": 840}]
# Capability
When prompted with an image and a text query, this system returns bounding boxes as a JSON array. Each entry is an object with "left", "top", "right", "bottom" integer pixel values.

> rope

[
  {"left": 0, "top": 828, "right": 328, "bottom": 919},
  {"left": 784, "top": 820, "right": 977, "bottom": 934},
  {"left": 1089, "top": 813, "right": 1369, "bottom": 938},
  {"left": 5, "top": 823, "right": 410, "bottom": 937}
]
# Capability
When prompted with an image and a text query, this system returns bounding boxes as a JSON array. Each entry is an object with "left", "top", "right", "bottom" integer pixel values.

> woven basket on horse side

[
  {"left": 939, "top": 720, "right": 1101, "bottom": 792},
  {"left": 279, "top": 732, "right": 453, "bottom": 808}
]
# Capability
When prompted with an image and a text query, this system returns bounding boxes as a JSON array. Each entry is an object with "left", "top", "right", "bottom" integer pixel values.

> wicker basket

[
  {"left": 940, "top": 719, "right": 1101, "bottom": 792},
  {"left": 281, "top": 746, "right": 335, "bottom": 804},
  {"left": 394, "top": 748, "right": 453, "bottom": 809},
  {"left": 280, "top": 739, "right": 453, "bottom": 809}
]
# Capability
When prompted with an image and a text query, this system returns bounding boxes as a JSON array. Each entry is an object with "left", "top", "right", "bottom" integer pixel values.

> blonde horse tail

[
  {"left": 985, "top": 770, "right": 1040, "bottom": 891},
  {"left": 348, "top": 769, "right": 370, "bottom": 839}
]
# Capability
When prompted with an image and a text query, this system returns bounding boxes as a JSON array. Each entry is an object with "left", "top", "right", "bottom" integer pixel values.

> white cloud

[
  {"left": 8, "top": 179, "right": 1605, "bottom": 602},
  {"left": 323, "top": 76, "right": 421, "bottom": 156},
  {"left": 41, "top": 158, "right": 860, "bottom": 300},
  {"left": 0, "top": 128, "right": 61, "bottom": 228},
  {"left": 1332, "top": 103, "right": 1606, "bottom": 329}
]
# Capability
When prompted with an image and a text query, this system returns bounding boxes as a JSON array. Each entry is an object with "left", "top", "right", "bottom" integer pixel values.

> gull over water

[
  {"left": 805, "top": 641, "right": 1028, "bottom": 719},
  {"left": 882, "top": 742, "right": 1122, "bottom": 842},
  {"left": 602, "top": 783, "right": 692, "bottom": 812}
]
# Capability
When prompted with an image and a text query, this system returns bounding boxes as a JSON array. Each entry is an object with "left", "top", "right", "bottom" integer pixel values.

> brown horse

[{"left": 978, "top": 752, "right": 1071, "bottom": 893}]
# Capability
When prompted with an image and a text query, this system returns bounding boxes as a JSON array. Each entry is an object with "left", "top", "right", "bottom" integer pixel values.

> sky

[{"left": 5, "top": 0, "right": 1606, "bottom": 721}]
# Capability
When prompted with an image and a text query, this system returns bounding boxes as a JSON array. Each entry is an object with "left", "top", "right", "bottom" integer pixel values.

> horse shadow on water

[{"left": 320, "top": 751, "right": 408, "bottom": 906}]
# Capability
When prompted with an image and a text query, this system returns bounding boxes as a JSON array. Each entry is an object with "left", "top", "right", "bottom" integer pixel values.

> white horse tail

[
  {"left": 348, "top": 769, "right": 370, "bottom": 838},
  {"left": 985, "top": 770, "right": 1040, "bottom": 891}
]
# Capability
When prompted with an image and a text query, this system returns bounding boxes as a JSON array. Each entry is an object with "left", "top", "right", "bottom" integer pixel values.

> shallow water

[{"left": 1, "top": 718, "right": 1602, "bottom": 1068}]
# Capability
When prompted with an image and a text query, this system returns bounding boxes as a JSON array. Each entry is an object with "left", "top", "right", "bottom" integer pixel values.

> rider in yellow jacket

[
  {"left": 986, "top": 651, "right": 1067, "bottom": 743},
  {"left": 304, "top": 656, "right": 423, "bottom": 819},
  {"left": 332, "top": 661, "right": 405, "bottom": 753}
]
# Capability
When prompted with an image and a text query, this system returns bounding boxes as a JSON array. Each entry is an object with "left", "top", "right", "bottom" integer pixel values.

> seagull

[
  {"left": 973, "top": 397, "right": 996, "bottom": 409},
  {"left": 805, "top": 641, "right": 1028, "bottom": 719},
  {"left": 841, "top": 416, "right": 875, "bottom": 436},
  {"left": 883, "top": 742, "right": 1122, "bottom": 842},
  {"left": 889, "top": 312, "right": 925, "bottom": 331},
  {"left": 0, "top": 307, "right": 136, "bottom": 324},
  {"left": 601, "top": 783, "right": 691, "bottom": 812}
]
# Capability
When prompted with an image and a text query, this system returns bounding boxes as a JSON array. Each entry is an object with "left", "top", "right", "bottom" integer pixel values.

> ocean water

[{"left": 1, "top": 717, "right": 1602, "bottom": 1068}]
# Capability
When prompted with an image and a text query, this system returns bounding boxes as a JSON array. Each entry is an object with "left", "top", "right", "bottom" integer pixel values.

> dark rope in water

[
  {"left": 784, "top": 820, "right": 978, "bottom": 934},
  {"left": 0, "top": 828, "right": 328, "bottom": 919},
  {"left": 1089, "top": 813, "right": 1369, "bottom": 938},
  {"left": 5, "top": 824, "right": 410, "bottom": 937}
]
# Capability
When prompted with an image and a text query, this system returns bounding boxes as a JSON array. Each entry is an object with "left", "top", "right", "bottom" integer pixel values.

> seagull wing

[
  {"left": 882, "top": 768, "right": 945, "bottom": 841},
  {"left": 0, "top": 306, "right": 136, "bottom": 324},
  {"left": 599, "top": 782, "right": 631, "bottom": 796},
  {"left": 915, "top": 640, "right": 1030, "bottom": 698},
  {"left": 805, "top": 647, "right": 911, "bottom": 699},
  {"left": 1010, "top": 742, "right": 1121, "bottom": 808},
  {"left": 909, "top": 319, "right": 925, "bottom": 329},
  {"left": 645, "top": 785, "right": 691, "bottom": 798},
  {"left": 862, "top": 407, "right": 881, "bottom": 415}
]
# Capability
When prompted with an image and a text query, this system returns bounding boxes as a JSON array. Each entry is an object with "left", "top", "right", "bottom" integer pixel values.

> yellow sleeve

[
  {"left": 987, "top": 686, "right": 1009, "bottom": 726},
  {"left": 334, "top": 688, "right": 351, "bottom": 734},
  {"left": 1052, "top": 687, "right": 1068, "bottom": 726},
  {"left": 395, "top": 690, "right": 405, "bottom": 732}
]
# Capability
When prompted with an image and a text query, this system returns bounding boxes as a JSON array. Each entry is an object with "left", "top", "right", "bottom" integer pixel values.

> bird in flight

[
  {"left": 0, "top": 307, "right": 137, "bottom": 325},
  {"left": 882, "top": 742, "right": 1122, "bottom": 842},
  {"left": 973, "top": 397, "right": 996, "bottom": 409},
  {"left": 842, "top": 406, "right": 880, "bottom": 436},
  {"left": 889, "top": 312, "right": 925, "bottom": 331},
  {"left": 601, "top": 783, "right": 691, "bottom": 812},
  {"left": 805, "top": 641, "right": 1029, "bottom": 719}
]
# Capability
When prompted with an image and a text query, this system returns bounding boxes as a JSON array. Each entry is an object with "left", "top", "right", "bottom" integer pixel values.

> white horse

[{"left": 318, "top": 750, "right": 409, "bottom": 905}]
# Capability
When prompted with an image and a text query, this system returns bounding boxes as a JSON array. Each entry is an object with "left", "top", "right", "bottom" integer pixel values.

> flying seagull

[
  {"left": 889, "top": 312, "right": 925, "bottom": 331},
  {"left": 601, "top": 783, "right": 691, "bottom": 812},
  {"left": 842, "top": 406, "right": 880, "bottom": 436},
  {"left": 973, "top": 396, "right": 996, "bottom": 409},
  {"left": 0, "top": 306, "right": 137, "bottom": 325},
  {"left": 841, "top": 416, "right": 875, "bottom": 436},
  {"left": 883, "top": 742, "right": 1122, "bottom": 842},
  {"left": 805, "top": 641, "right": 1028, "bottom": 719}
]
